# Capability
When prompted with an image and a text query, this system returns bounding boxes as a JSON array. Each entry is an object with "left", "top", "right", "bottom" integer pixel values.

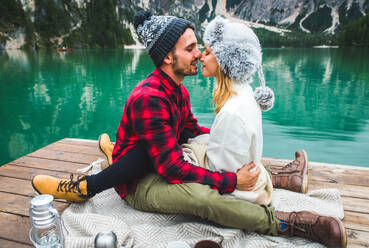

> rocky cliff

[{"left": 1, "top": 0, "right": 368, "bottom": 49}]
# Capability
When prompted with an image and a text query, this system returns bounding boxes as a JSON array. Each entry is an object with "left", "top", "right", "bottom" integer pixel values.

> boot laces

[
  {"left": 273, "top": 160, "right": 300, "bottom": 175},
  {"left": 57, "top": 174, "right": 84, "bottom": 194},
  {"left": 286, "top": 212, "right": 318, "bottom": 240},
  {"left": 285, "top": 159, "right": 300, "bottom": 170}
]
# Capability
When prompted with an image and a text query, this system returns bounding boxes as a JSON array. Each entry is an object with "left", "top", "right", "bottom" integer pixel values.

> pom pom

[
  {"left": 133, "top": 11, "right": 152, "bottom": 30},
  {"left": 254, "top": 86, "right": 274, "bottom": 111}
]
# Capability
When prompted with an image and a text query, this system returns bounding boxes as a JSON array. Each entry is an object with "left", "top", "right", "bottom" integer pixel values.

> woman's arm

[
  {"left": 207, "top": 112, "right": 254, "bottom": 173},
  {"left": 207, "top": 111, "right": 261, "bottom": 190}
]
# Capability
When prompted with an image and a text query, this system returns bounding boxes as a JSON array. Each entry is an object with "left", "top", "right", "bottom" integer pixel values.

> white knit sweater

[
  {"left": 207, "top": 83, "right": 270, "bottom": 203},
  {"left": 208, "top": 83, "right": 263, "bottom": 171}
]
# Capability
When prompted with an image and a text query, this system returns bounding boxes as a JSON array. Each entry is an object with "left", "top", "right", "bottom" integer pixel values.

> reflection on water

[
  {"left": 0, "top": 48, "right": 368, "bottom": 166},
  {"left": 263, "top": 49, "right": 369, "bottom": 137}
]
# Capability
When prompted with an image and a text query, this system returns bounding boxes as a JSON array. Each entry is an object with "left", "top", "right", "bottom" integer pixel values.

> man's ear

[{"left": 162, "top": 53, "right": 172, "bottom": 65}]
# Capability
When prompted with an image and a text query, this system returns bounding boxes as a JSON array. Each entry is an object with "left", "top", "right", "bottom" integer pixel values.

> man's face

[{"left": 171, "top": 28, "right": 202, "bottom": 77}]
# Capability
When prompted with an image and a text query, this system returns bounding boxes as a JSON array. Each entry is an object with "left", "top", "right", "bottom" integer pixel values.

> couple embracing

[{"left": 32, "top": 11, "right": 346, "bottom": 248}]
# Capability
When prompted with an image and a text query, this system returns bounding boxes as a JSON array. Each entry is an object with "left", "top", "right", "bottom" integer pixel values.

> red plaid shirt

[{"left": 112, "top": 68, "right": 237, "bottom": 198}]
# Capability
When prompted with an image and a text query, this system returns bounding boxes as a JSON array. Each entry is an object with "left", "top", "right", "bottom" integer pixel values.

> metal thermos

[
  {"left": 94, "top": 231, "right": 117, "bottom": 248},
  {"left": 29, "top": 194, "right": 64, "bottom": 248}
]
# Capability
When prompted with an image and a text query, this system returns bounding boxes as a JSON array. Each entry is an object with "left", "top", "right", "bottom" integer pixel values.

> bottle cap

[{"left": 30, "top": 194, "right": 54, "bottom": 207}]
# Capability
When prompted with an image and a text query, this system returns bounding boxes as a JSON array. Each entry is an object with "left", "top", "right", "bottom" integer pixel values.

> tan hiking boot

[
  {"left": 98, "top": 133, "right": 114, "bottom": 167},
  {"left": 276, "top": 211, "right": 347, "bottom": 248},
  {"left": 271, "top": 150, "right": 308, "bottom": 193},
  {"left": 32, "top": 175, "right": 93, "bottom": 202}
]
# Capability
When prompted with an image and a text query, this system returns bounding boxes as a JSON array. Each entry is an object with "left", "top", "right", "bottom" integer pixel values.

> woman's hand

[{"left": 235, "top": 162, "right": 260, "bottom": 191}]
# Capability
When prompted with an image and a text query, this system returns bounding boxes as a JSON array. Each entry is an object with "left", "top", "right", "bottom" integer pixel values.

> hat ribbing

[{"left": 134, "top": 11, "right": 194, "bottom": 66}]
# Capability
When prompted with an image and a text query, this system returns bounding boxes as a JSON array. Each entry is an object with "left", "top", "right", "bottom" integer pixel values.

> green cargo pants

[{"left": 124, "top": 171, "right": 279, "bottom": 235}]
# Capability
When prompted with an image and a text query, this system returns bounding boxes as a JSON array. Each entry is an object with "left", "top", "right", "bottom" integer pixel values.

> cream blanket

[{"left": 63, "top": 161, "right": 344, "bottom": 248}]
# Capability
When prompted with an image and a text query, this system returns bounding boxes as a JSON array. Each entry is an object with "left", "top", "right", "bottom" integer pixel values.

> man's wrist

[{"left": 220, "top": 172, "right": 237, "bottom": 194}]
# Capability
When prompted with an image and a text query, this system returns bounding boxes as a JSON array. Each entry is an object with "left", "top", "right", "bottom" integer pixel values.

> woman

[{"left": 194, "top": 16, "right": 275, "bottom": 204}]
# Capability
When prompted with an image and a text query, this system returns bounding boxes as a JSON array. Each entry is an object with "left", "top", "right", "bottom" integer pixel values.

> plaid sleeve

[{"left": 131, "top": 95, "right": 236, "bottom": 194}]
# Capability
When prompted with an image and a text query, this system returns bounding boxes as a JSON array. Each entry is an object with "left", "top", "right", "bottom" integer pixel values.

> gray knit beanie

[
  {"left": 203, "top": 16, "right": 274, "bottom": 111},
  {"left": 134, "top": 11, "right": 194, "bottom": 67}
]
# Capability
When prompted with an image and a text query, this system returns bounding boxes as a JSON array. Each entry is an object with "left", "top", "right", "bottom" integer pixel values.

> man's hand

[{"left": 236, "top": 162, "right": 260, "bottom": 191}]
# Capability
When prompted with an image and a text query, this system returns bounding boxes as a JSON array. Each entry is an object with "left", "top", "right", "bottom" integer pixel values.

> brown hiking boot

[
  {"left": 32, "top": 174, "right": 94, "bottom": 202},
  {"left": 98, "top": 133, "right": 114, "bottom": 167},
  {"left": 271, "top": 150, "right": 308, "bottom": 193},
  {"left": 276, "top": 211, "right": 347, "bottom": 248}
]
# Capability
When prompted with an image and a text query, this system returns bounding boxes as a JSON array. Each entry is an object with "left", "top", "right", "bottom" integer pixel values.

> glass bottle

[{"left": 29, "top": 194, "right": 64, "bottom": 248}]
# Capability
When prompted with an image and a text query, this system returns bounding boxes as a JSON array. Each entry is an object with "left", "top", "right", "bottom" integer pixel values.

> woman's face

[{"left": 200, "top": 45, "right": 218, "bottom": 77}]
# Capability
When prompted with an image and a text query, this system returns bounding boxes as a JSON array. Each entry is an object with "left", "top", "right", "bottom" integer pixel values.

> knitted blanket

[{"left": 62, "top": 161, "right": 344, "bottom": 248}]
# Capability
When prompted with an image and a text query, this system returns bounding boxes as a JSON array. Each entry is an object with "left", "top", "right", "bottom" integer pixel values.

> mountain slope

[{"left": 1, "top": 0, "right": 367, "bottom": 49}]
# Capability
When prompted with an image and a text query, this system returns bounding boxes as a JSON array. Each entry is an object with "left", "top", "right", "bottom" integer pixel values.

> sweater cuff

[{"left": 220, "top": 172, "right": 237, "bottom": 194}]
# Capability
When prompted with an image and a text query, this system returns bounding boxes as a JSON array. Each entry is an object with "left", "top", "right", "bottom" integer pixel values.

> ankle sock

[{"left": 279, "top": 219, "right": 288, "bottom": 231}]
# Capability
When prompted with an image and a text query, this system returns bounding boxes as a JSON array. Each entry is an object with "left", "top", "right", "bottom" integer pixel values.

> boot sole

[
  {"left": 300, "top": 150, "right": 309, "bottom": 194},
  {"left": 31, "top": 176, "right": 42, "bottom": 195},
  {"left": 98, "top": 134, "right": 112, "bottom": 166},
  {"left": 305, "top": 211, "right": 347, "bottom": 248},
  {"left": 335, "top": 216, "right": 348, "bottom": 248}
]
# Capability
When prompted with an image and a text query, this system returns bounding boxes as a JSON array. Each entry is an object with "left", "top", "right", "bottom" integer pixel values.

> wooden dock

[{"left": 0, "top": 138, "right": 368, "bottom": 247}]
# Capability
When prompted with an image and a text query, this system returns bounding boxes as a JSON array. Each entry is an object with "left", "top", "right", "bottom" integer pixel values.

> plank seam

[
  {"left": 0, "top": 236, "right": 32, "bottom": 247},
  {"left": 0, "top": 190, "right": 69, "bottom": 205},
  {"left": 5, "top": 163, "right": 86, "bottom": 176},
  {"left": 26, "top": 155, "right": 91, "bottom": 165},
  {"left": 42, "top": 147, "right": 100, "bottom": 156},
  {"left": 0, "top": 210, "right": 28, "bottom": 218}
]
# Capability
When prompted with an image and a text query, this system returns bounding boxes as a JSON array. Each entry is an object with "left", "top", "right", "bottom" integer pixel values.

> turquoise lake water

[{"left": 0, "top": 48, "right": 368, "bottom": 167}]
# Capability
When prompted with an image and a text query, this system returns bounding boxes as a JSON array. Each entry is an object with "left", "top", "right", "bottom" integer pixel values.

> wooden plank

[
  {"left": 44, "top": 141, "right": 101, "bottom": 156},
  {"left": 308, "top": 169, "right": 369, "bottom": 187},
  {"left": 10, "top": 156, "right": 90, "bottom": 173},
  {"left": 28, "top": 149, "right": 99, "bottom": 165},
  {"left": 342, "top": 197, "right": 369, "bottom": 214},
  {"left": 346, "top": 228, "right": 369, "bottom": 247},
  {"left": 309, "top": 180, "right": 369, "bottom": 200},
  {"left": 0, "top": 164, "right": 81, "bottom": 181},
  {"left": 59, "top": 138, "right": 98, "bottom": 147},
  {"left": 343, "top": 211, "right": 369, "bottom": 232},
  {"left": 0, "top": 192, "right": 69, "bottom": 217},
  {"left": 311, "top": 164, "right": 369, "bottom": 176},
  {"left": 0, "top": 238, "right": 32, "bottom": 248},
  {"left": 0, "top": 212, "right": 32, "bottom": 245},
  {"left": 0, "top": 176, "right": 38, "bottom": 197}
]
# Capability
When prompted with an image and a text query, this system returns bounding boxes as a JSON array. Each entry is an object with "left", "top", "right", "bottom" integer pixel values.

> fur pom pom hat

[
  {"left": 203, "top": 16, "right": 274, "bottom": 111},
  {"left": 134, "top": 11, "right": 194, "bottom": 67}
]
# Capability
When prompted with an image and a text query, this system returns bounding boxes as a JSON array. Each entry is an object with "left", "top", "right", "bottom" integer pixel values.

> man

[{"left": 32, "top": 11, "right": 346, "bottom": 247}]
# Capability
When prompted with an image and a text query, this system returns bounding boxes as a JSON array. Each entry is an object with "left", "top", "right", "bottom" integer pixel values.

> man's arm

[{"left": 131, "top": 95, "right": 235, "bottom": 194}]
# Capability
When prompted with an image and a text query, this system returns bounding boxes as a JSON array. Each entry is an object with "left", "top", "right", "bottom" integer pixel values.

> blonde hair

[{"left": 213, "top": 67, "right": 237, "bottom": 114}]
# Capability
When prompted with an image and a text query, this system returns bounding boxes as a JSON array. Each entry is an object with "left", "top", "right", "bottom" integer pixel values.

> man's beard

[{"left": 172, "top": 54, "right": 198, "bottom": 77}]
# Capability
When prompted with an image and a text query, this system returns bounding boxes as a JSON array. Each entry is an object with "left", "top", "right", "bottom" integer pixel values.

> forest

[{"left": 0, "top": 0, "right": 367, "bottom": 49}]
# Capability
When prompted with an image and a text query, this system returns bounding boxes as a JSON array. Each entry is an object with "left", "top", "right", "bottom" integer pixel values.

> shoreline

[{"left": 2, "top": 45, "right": 363, "bottom": 51}]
